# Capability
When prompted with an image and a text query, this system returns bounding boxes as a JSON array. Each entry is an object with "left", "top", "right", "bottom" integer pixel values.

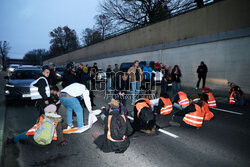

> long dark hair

[{"left": 171, "top": 65, "right": 181, "bottom": 74}]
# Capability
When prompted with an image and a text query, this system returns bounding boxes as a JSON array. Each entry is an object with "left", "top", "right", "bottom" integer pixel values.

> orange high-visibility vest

[
  {"left": 160, "top": 97, "right": 173, "bottom": 115},
  {"left": 177, "top": 91, "right": 189, "bottom": 106},
  {"left": 183, "top": 104, "right": 205, "bottom": 127},
  {"left": 144, "top": 98, "right": 151, "bottom": 107},
  {"left": 107, "top": 115, "right": 127, "bottom": 142},
  {"left": 26, "top": 116, "right": 58, "bottom": 140},
  {"left": 136, "top": 101, "right": 150, "bottom": 118},
  {"left": 203, "top": 101, "right": 214, "bottom": 121},
  {"left": 205, "top": 92, "right": 216, "bottom": 108},
  {"left": 229, "top": 91, "right": 235, "bottom": 104}
]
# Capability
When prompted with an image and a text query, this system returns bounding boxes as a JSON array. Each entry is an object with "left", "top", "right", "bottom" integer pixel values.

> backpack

[
  {"left": 33, "top": 116, "right": 55, "bottom": 145},
  {"left": 139, "top": 107, "right": 154, "bottom": 123},
  {"left": 110, "top": 114, "right": 127, "bottom": 140}
]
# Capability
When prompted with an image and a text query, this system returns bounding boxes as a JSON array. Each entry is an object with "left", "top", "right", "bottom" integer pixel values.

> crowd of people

[{"left": 6, "top": 60, "right": 247, "bottom": 154}]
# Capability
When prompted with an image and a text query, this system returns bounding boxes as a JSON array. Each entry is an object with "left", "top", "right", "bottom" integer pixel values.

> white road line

[
  {"left": 212, "top": 108, "right": 243, "bottom": 115},
  {"left": 127, "top": 115, "right": 179, "bottom": 138}
]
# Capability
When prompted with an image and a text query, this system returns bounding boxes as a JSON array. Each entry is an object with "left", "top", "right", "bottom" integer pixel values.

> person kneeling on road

[
  {"left": 92, "top": 99, "right": 133, "bottom": 153},
  {"left": 202, "top": 87, "right": 216, "bottom": 108},
  {"left": 172, "top": 94, "right": 205, "bottom": 128},
  {"left": 172, "top": 91, "right": 189, "bottom": 110},
  {"left": 133, "top": 98, "right": 156, "bottom": 134},
  {"left": 59, "top": 83, "right": 93, "bottom": 134},
  {"left": 229, "top": 86, "right": 246, "bottom": 107},
  {"left": 7, "top": 104, "right": 67, "bottom": 146}
]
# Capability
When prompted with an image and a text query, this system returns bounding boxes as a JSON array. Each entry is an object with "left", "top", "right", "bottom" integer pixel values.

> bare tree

[
  {"left": 0, "top": 41, "right": 11, "bottom": 71},
  {"left": 94, "top": 14, "right": 113, "bottom": 40},
  {"left": 99, "top": 0, "right": 193, "bottom": 27},
  {"left": 23, "top": 49, "right": 48, "bottom": 65},
  {"left": 49, "top": 26, "right": 80, "bottom": 57},
  {"left": 81, "top": 28, "right": 102, "bottom": 46}
]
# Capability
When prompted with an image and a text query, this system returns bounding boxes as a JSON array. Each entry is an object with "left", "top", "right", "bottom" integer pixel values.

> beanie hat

[
  {"left": 44, "top": 104, "right": 57, "bottom": 113},
  {"left": 155, "top": 62, "right": 160, "bottom": 68},
  {"left": 202, "top": 87, "right": 210, "bottom": 92},
  {"left": 83, "top": 66, "right": 88, "bottom": 73}
]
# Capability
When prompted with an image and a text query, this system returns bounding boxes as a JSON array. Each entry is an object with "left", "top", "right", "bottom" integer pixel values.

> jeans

[
  {"left": 131, "top": 81, "right": 141, "bottom": 103},
  {"left": 14, "top": 131, "right": 28, "bottom": 143},
  {"left": 172, "top": 81, "right": 181, "bottom": 95},
  {"left": 173, "top": 103, "right": 188, "bottom": 110},
  {"left": 106, "top": 78, "right": 112, "bottom": 91},
  {"left": 59, "top": 97, "right": 84, "bottom": 128},
  {"left": 162, "top": 81, "right": 168, "bottom": 91}
]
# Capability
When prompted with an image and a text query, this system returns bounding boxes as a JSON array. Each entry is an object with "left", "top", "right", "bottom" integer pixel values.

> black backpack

[
  {"left": 139, "top": 107, "right": 154, "bottom": 123},
  {"left": 110, "top": 114, "right": 127, "bottom": 140}
]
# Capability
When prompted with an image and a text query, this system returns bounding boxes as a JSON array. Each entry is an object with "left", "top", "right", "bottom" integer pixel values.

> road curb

[{"left": 0, "top": 71, "right": 7, "bottom": 166}]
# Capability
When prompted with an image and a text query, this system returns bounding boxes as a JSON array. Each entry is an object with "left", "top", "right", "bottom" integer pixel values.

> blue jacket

[{"left": 143, "top": 66, "right": 153, "bottom": 80}]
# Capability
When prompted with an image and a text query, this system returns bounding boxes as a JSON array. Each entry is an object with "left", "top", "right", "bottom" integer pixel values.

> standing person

[
  {"left": 59, "top": 83, "right": 93, "bottom": 133},
  {"left": 143, "top": 62, "right": 153, "bottom": 95},
  {"left": 115, "top": 72, "right": 130, "bottom": 107},
  {"left": 171, "top": 65, "right": 182, "bottom": 95},
  {"left": 106, "top": 65, "right": 113, "bottom": 92},
  {"left": 48, "top": 63, "right": 57, "bottom": 86},
  {"left": 76, "top": 63, "right": 84, "bottom": 83},
  {"left": 151, "top": 62, "right": 163, "bottom": 98},
  {"left": 30, "top": 66, "right": 50, "bottom": 116},
  {"left": 128, "top": 60, "right": 143, "bottom": 105},
  {"left": 113, "top": 64, "right": 119, "bottom": 73},
  {"left": 196, "top": 61, "right": 208, "bottom": 90},
  {"left": 162, "top": 65, "right": 171, "bottom": 91},
  {"left": 62, "top": 62, "right": 78, "bottom": 88},
  {"left": 92, "top": 99, "right": 133, "bottom": 153}
]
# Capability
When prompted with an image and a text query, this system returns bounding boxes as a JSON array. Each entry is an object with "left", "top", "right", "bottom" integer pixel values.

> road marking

[
  {"left": 127, "top": 115, "right": 179, "bottom": 138},
  {"left": 212, "top": 108, "right": 243, "bottom": 115}
]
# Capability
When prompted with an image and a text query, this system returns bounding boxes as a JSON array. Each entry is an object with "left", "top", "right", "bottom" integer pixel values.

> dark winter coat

[{"left": 197, "top": 64, "right": 208, "bottom": 78}]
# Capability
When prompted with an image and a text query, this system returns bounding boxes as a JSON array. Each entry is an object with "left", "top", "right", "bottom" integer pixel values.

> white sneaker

[
  {"left": 63, "top": 125, "right": 78, "bottom": 134},
  {"left": 71, "top": 125, "right": 90, "bottom": 133}
]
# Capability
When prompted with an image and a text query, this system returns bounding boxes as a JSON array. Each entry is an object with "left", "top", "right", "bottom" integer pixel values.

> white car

[{"left": 96, "top": 68, "right": 106, "bottom": 82}]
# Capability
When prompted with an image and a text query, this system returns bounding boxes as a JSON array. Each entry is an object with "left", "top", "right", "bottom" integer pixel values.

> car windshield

[
  {"left": 55, "top": 67, "right": 65, "bottom": 72},
  {"left": 11, "top": 70, "right": 41, "bottom": 79}
]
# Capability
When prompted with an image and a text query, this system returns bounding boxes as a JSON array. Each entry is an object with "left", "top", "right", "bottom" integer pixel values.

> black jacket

[
  {"left": 34, "top": 75, "right": 49, "bottom": 100},
  {"left": 115, "top": 73, "right": 129, "bottom": 93},
  {"left": 94, "top": 110, "right": 133, "bottom": 153},
  {"left": 175, "top": 102, "right": 203, "bottom": 116},
  {"left": 62, "top": 70, "right": 78, "bottom": 88},
  {"left": 48, "top": 69, "right": 57, "bottom": 86},
  {"left": 197, "top": 64, "right": 208, "bottom": 77},
  {"left": 171, "top": 71, "right": 181, "bottom": 82}
]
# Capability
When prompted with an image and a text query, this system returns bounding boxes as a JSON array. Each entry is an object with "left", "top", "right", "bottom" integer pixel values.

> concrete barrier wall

[
  {"left": 44, "top": 0, "right": 250, "bottom": 65},
  {"left": 79, "top": 36, "right": 250, "bottom": 94}
]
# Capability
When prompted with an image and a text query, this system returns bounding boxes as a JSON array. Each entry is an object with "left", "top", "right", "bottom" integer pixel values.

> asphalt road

[{"left": 3, "top": 83, "right": 250, "bottom": 167}]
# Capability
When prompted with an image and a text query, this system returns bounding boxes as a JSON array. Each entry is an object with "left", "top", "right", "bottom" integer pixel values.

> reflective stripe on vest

[
  {"left": 203, "top": 102, "right": 214, "bottom": 121},
  {"left": 144, "top": 98, "right": 151, "bottom": 107},
  {"left": 160, "top": 97, "right": 173, "bottom": 115},
  {"left": 107, "top": 115, "right": 127, "bottom": 142},
  {"left": 136, "top": 101, "right": 149, "bottom": 118},
  {"left": 178, "top": 91, "right": 189, "bottom": 106},
  {"left": 183, "top": 104, "right": 205, "bottom": 127},
  {"left": 206, "top": 92, "right": 217, "bottom": 108},
  {"left": 30, "top": 76, "right": 50, "bottom": 100},
  {"left": 26, "top": 116, "right": 58, "bottom": 141},
  {"left": 229, "top": 91, "right": 235, "bottom": 104}
]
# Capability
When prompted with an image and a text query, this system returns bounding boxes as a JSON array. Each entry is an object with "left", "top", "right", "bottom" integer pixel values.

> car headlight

[
  {"left": 8, "top": 68, "right": 15, "bottom": 72},
  {"left": 6, "top": 84, "right": 14, "bottom": 87},
  {"left": 56, "top": 73, "right": 61, "bottom": 77},
  {"left": 5, "top": 90, "right": 10, "bottom": 95}
]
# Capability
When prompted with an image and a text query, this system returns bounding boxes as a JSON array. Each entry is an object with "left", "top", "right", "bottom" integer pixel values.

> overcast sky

[{"left": 0, "top": 0, "right": 99, "bottom": 59}]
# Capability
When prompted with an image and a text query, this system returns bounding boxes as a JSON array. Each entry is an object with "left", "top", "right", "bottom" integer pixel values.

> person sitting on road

[
  {"left": 172, "top": 94, "right": 205, "bottom": 128},
  {"left": 59, "top": 83, "right": 93, "bottom": 134},
  {"left": 172, "top": 91, "right": 189, "bottom": 110},
  {"left": 133, "top": 98, "right": 156, "bottom": 134},
  {"left": 155, "top": 90, "right": 173, "bottom": 116},
  {"left": 100, "top": 99, "right": 128, "bottom": 121},
  {"left": 92, "top": 99, "right": 133, "bottom": 153},
  {"left": 199, "top": 93, "right": 214, "bottom": 121},
  {"left": 202, "top": 87, "right": 216, "bottom": 108},
  {"left": 7, "top": 104, "right": 67, "bottom": 146},
  {"left": 31, "top": 66, "right": 50, "bottom": 116},
  {"left": 229, "top": 86, "right": 245, "bottom": 107}
]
